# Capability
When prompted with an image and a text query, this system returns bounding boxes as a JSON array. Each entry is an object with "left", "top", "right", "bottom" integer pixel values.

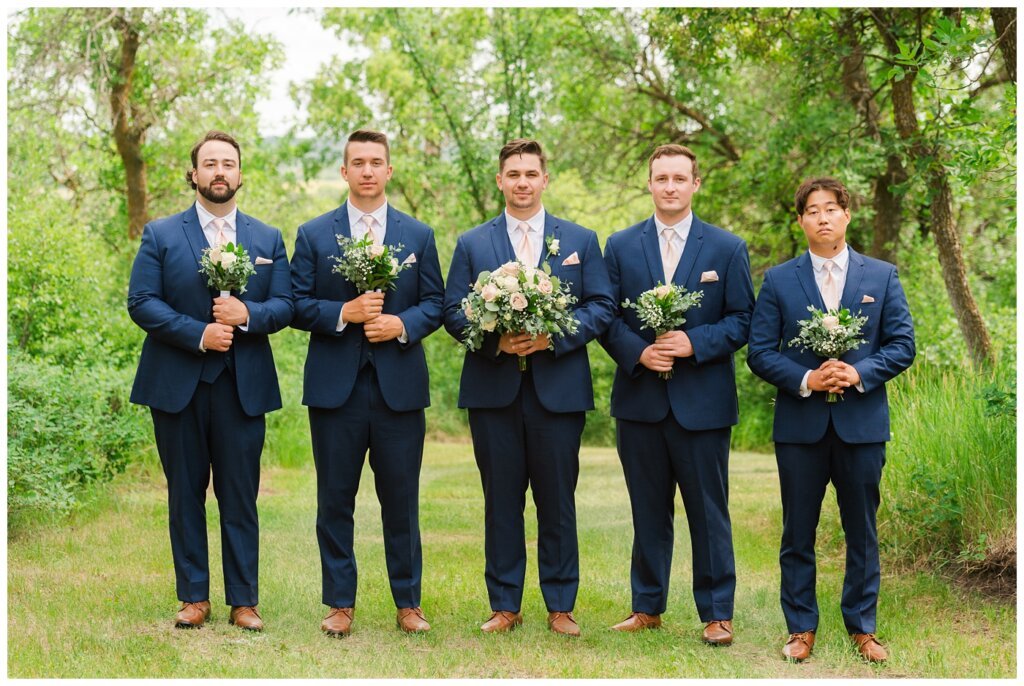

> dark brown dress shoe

[
  {"left": 480, "top": 610, "right": 522, "bottom": 633},
  {"left": 851, "top": 633, "right": 888, "bottom": 662},
  {"left": 397, "top": 607, "right": 431, "bottom": 633},
  {"left": 611, "top": 612, "right": 662, "bottom": 631},
  {"left": 782, "top": 630, "right": 815, "bottom": 661},
  {"left": 175, "top": 600, "right": 211, "bottom": 629},
  {"left": 322, "top": 607, "right": 354, "bottom": 637},
  {"left": 548, "top": 611, "right": 581, "bottom": 637},
  {"left": 229, "top": 605, "right": 264, "bottom": 632},
  {"left": 702, "top": 619, "right": 733, "bottom": 645}
]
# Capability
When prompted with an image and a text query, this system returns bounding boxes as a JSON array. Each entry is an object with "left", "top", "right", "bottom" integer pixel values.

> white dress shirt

[
  {"left": 505, "top": 207, "right": 546, "bottom": 266},
  {"left": 338, "top": 200, "right": 406, "bottom": 342},
  {"left": 799, "top": 246, "right": 862, "bottom": 396},
  {"left": 654, "top": 211, "right": 692, "bottom": 281}
]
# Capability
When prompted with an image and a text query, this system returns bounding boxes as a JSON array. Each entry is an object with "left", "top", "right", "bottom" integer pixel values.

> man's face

[
  {"left": 797, "top": 189, "right": 850, "bottom": 253},
  {"left": 192, "top": 140, "right": 242, "bottom": 204},
  {"left": 341, "top": 141, "right": 392, "bottom": 205},
  {"left": 648, "top": 154, "right": 700, "bottom": 218},
  {"left": 496, "top": 153, "right": 548, "bottom": 215}
]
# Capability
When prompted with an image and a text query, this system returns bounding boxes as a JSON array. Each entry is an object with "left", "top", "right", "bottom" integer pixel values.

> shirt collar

[
  {"left": 347, "top": 199, "right": 389, "bottom": 229},
  {"left": 654, "top": 211, "right": 693, "bottom": 241},
  {"left": 505, "top": 207, "right": 545, "bottom": 234},
  {"left": 808, "top": 245, "right": 849, "bottom": 272},
  {"left": 195, "top": 202, "right": 237, "bottom": 231}
]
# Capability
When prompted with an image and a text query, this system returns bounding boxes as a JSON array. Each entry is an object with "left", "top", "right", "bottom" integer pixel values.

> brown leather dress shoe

[
  {"left": 702, "top": 619, "right": 734, "bottom": 645},
  {"left": 548, "top": 611, "right": 581, "bottom": 637},
  {"left": 397, "top": 607, "right": 431, "bottom": 633},
  {"left": 611, "top": 612, "right": 662, "bottom": 631},
  {"left": 322, "top": 607, "right": 354, "bottom": 637},
  {"left": 851, "top": 633, "right": 888, "bottom": 662},
  {"left": 480, "top": 610, "right": 522, "bottom": 633},
  {"left": 229, "top": 605, "right": 264, "bottom": 632},
  {"left": 175, "top": 600, "right": 211, "bottom": 629},
  {"left": 782, "top": 630, "right": 815, "bottom": 661}
]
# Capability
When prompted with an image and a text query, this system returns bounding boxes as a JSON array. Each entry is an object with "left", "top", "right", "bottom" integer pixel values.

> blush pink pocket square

[
  {"left": 561, "top": 252, "right": 580, "bottom": 266},
  {"left": 861, "top": 294, "right": 875, "bottom": 303},
  {"left": 402, "top": 253, "right": 418, "bottom": 265},
  {"left": 700, "top": 270, "right": 719, "bottom": 283},
  {"left": 254, "top": 256, "right": 273, "bottom": 265}
]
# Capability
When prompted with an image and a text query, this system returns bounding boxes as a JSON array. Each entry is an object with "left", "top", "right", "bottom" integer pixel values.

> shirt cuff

[
  {"left": 855, "top": 381, "right": 865, "bottom": 393},
  {"left": 239, "top": 316, "right": 249, "bottom": 332},
  {"left": 398, "top": 324, "right": 408, "bottom": 344},
  {"left": 799, "top": 370, "right": 812, "bottom": 397},
  {"left": 198, "top": 334, "right": 206, "bottom": 353},
  {"left": 337, "top": 303, "right": 348, "bottom": 332}
]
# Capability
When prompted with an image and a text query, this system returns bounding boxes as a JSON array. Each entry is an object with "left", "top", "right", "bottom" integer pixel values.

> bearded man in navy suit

[
  {"left": 290, "top": 129, "right": 444, "bottom": 637},
  {"left": 747, "top": 177, "right": 915, "bottom": 663},
  {"left": 443, "top": 139, "right": 615, "bottom": 637},
  {"left": 600, "top": 144, "right": 754, "bottom": 644},
  {"left": 128, "top": 130, "right": 293, "bottom": 631}
]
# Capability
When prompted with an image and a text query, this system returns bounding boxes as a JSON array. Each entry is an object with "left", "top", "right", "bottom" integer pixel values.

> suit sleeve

[
  {"left": 241, "top": 230, "right": 294, "bottom": 335},
  {"left": 395, "top": 229, "right": 444, "bottom": 346},
  {"left": 551, "top": 231, "right": 615, "bottom": 357},
  {"left": 851, "top": 266, "right": 915, "bottom": 392},
  {"left": 291, "top": 225, "right": 345, "bottom": 335},
  {"left": 598, "top": 237, "right": 650, "bottom": 377},
  {"left": 127, "top": 223, "right": 208, "bottom": 354},
  {"left": 687, "top": 240, "right": 755, "bottom": 365},
  {"left": 746, "top": 270, "right": 813, "bottom": 397}
]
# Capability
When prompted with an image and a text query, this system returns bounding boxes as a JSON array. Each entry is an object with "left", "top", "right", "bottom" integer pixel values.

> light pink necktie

[
  {"left": 211, "top": 217, "right": 228, "bottom": 247},
  {"left": 362, "top": 215, "right": 378, "bottom": 244},
  {"left": 516, "top": 221, "right": 535, "bottom": 266},
  {"left": 661, "top": 227, "right": 680, "bottom": 282},
  {"left": 821, "top": 259, "right": 840, "bottom": 311}
]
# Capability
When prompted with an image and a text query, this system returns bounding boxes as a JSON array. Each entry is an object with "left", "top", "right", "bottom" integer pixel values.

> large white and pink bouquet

[
  {"left": 332, "top": 234, "right": 409, "bottom": 292},
  {"left": 622, "top": 283, "right": 703, "bottom": 379},
  {"left": 460, "top": 260, "right": 579, "bottom": 371},
  {"left": 788, "top": 306, "right": 868, "bottom": 402},
  {"left": 199, "top": 242, "right": 257, "bottom": 297}
]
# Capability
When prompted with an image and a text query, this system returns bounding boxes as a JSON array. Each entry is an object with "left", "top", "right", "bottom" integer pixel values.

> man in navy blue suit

[
  {"left": 128, "top": 130, "right": 293, "bottom": 631},
  {"left": 747, "top": 177, "right": 915, "bottom": 663},
  {"left": 600, "top": 145, "right": 754, "bottom": 644},
  {"left": 290, "top": 129, "right": 444, "bottom": 637},
  {"left": 443, "top": 139, "right": 615, "bottom": 637}
]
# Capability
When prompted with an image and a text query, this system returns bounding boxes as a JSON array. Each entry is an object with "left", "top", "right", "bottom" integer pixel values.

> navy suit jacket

[
  {"left": 600, "top": 214, "right": 754, "bottom": 430},
  {"left": 128, "top": 205, "right": 293, "bottom": 416},
  {"left": 746, "top": 248, "right": 915, "bottom": 444},
  {"left": 443, "top": 212, "right": 615, "bottom": 413},
  {"left": 290, "top": 202, "right": 444, "bottom": 412}
]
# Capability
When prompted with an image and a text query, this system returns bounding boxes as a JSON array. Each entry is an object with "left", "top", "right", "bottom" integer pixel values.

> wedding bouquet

[
  {"left": 788, "top": 306, "right": 868, "bottom": 402},
  {"left": 199, "top": 242, "right": 257, "bottom": 297},
  {"left": 332, "top": 234, "right": 409, "bottom": 292},
  {"left": 460, "top": 260, "right": 579, "bottom": 371},
  {"left": 622, "top": 283, "right": 703, "bottom": 379}
]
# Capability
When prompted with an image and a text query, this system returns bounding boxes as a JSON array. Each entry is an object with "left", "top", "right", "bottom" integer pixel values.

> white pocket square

[
  {"left": 402, "top": 253, "right": 418, "bottom": 265},
  {"left": 561, "top": 252, "right": 580, "bottom": 266},
  {"left": 861, "top": 294, "right": 875, "bottom": 303},
  {"left": 254, "top": 256, "right": 273, "bottom": 265},
  {"left": 700, "top": 270, "right": 719, "bottom": 283}
]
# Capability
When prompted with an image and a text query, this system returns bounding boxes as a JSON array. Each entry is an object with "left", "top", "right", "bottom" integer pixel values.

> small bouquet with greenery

[
  {"left": 332, "top": 234, "right": 409, "bottom": 292},
  {"left": 788, "top": 306, "right": 868, "bottom": 402},
  {"left": 461, "top": 260, "right": 579, "bottom": 371},
  {"left": 199, "top": 242, "right": 256, "bottom": 297},
  {"left": 622, "top": 283, "right": 703, "bottom": 379}
]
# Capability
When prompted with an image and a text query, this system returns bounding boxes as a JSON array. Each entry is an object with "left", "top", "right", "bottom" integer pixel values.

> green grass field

[{"left": 7, "top": 442, "right": 1015, "bottom": 678}]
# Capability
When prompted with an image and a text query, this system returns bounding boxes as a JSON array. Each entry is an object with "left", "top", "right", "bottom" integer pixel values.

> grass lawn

[{"left": 8, "top": 441, "right": 1015, "bottom": 678}]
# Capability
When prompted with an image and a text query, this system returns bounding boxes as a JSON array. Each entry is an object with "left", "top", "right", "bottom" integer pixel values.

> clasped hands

[
  {"left": 342, "top": 291, "right": 404, "bottom": 343},
  {"left": 639, "top": 330, "right": 693, "bottom": 373},
  {"left": 807, "top": 359, "right": 861, "bottom": 396},
  {"left": 203, "top": 295, "right": 249, "bottom": 352},
  {"left": 499, "top": 332, "right": 550, "bottom": 357}
]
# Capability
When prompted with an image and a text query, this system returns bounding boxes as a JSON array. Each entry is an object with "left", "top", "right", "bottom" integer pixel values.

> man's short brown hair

[
  {"left": 345, "top": 129, "right": 390, "bottom": 164},
  {"left": 498, "top": 138, "right": 547, "bottom": 172},
  {"left": 794, "top": 177, "right": 850, "bottom": 215},
  {"left": 186, "top": 130, "right": 242, "bottom": 190},
  {"left": 648, "top": 144, "right": 699, "bottom": 180}
]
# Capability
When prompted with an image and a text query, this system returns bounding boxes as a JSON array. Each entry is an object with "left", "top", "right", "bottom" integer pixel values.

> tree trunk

[
  {"left": 110, "top": 12, "right": 149, "bottom": 240},
  {"left": 990, "top": 8, "right": 1016, "bottom": 83}
]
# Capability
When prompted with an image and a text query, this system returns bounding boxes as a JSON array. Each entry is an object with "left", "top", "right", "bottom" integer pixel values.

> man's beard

[{"left": 198, "top": 179, "right": 238, "bottom": 203}]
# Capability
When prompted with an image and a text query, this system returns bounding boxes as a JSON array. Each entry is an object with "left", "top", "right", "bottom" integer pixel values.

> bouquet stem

[
  {"left": 518, "top": 356, "right": 527, "bottom": 372},
  {"left": 826, "top": 357, "right": 839, "bottom": 402},
  {"left": 659, "top": 369, "right": 673, "bottom": 380}
]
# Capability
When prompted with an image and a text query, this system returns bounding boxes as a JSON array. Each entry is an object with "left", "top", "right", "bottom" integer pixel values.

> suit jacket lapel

[
  {"left": 235, "top": 210, "right": 253, "bottom": 259},
  {"left": 841, "top": 247, "right": 866, "bottom": 311},
  {"left": 181, "top": 204, "right": 207, "bottom": 266},
  {"left": 489, "top": 214, "right": 514, "bottom": 265},
  {"left": 540, "top": 213, "right": 559, "bottom": 268},
  {"left": 333, "top": 203, "right": 351, "bottom": 260},
  {"left": 795, "top": 251, "right": 825, "bottom": 310},
  {"left": 672, "top": 215, "right": 703, "bottom": 288},
  {"left": 640, "top": 216, "right": 664, "bottom": 286},
  {"left": 384, "top": 204, "right": 405, "bottom": 255}
]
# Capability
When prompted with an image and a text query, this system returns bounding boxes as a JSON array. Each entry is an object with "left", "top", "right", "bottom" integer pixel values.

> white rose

[
  {"left": 548, "top": 238, "right": 560, "bottom": 255},
  {"left": 481, "top": 318, "right": 497, "bottom": 332},
  {"left": 654, "top": 285, "right": 671, "bottom": 299},
  {"left": 369, "top": 243, "right": 386, "bottom": 258},
  {"left": 510, "top": 292, "right": 528, "bottom": 311},
  {"left": 822, "top": 315, "right": 840, "bottom": 330},
  {"left": 220, "top": 251, "right": 237, "bottom": 267},
  {"left": 481, "top": 283, "right": 500, "bottom": 302},
  {"left": 537, "top": 279, "right": 553, "bottom": 295},
  {"left": 556, "top": 296, "right": 567, "bottom": 307},
  {"left": 390, "top": 257, "right": 399, "bottom": 275},
  {"left": 523, "top": 266, "right": 537, "bottom": 281},
  {"left": 500, "top": 275, "right": 520, "bottom": 293}
]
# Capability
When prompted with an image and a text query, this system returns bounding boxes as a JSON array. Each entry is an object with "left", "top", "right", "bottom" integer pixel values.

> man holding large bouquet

[
  {"left": 291, "top": 129, "right": 444, "bottom": 636},
  {"left": 747, "top": 177, "right": 915, "bottom": 663},
  {"left": 599, "top": 145, "right": 754, "bottom": 644},
  {"left": 443, "top": 139, "right": 614, "bottom": 637},
  {"left": 128, "top": 131, "right": 293, "bottom": 631}
]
